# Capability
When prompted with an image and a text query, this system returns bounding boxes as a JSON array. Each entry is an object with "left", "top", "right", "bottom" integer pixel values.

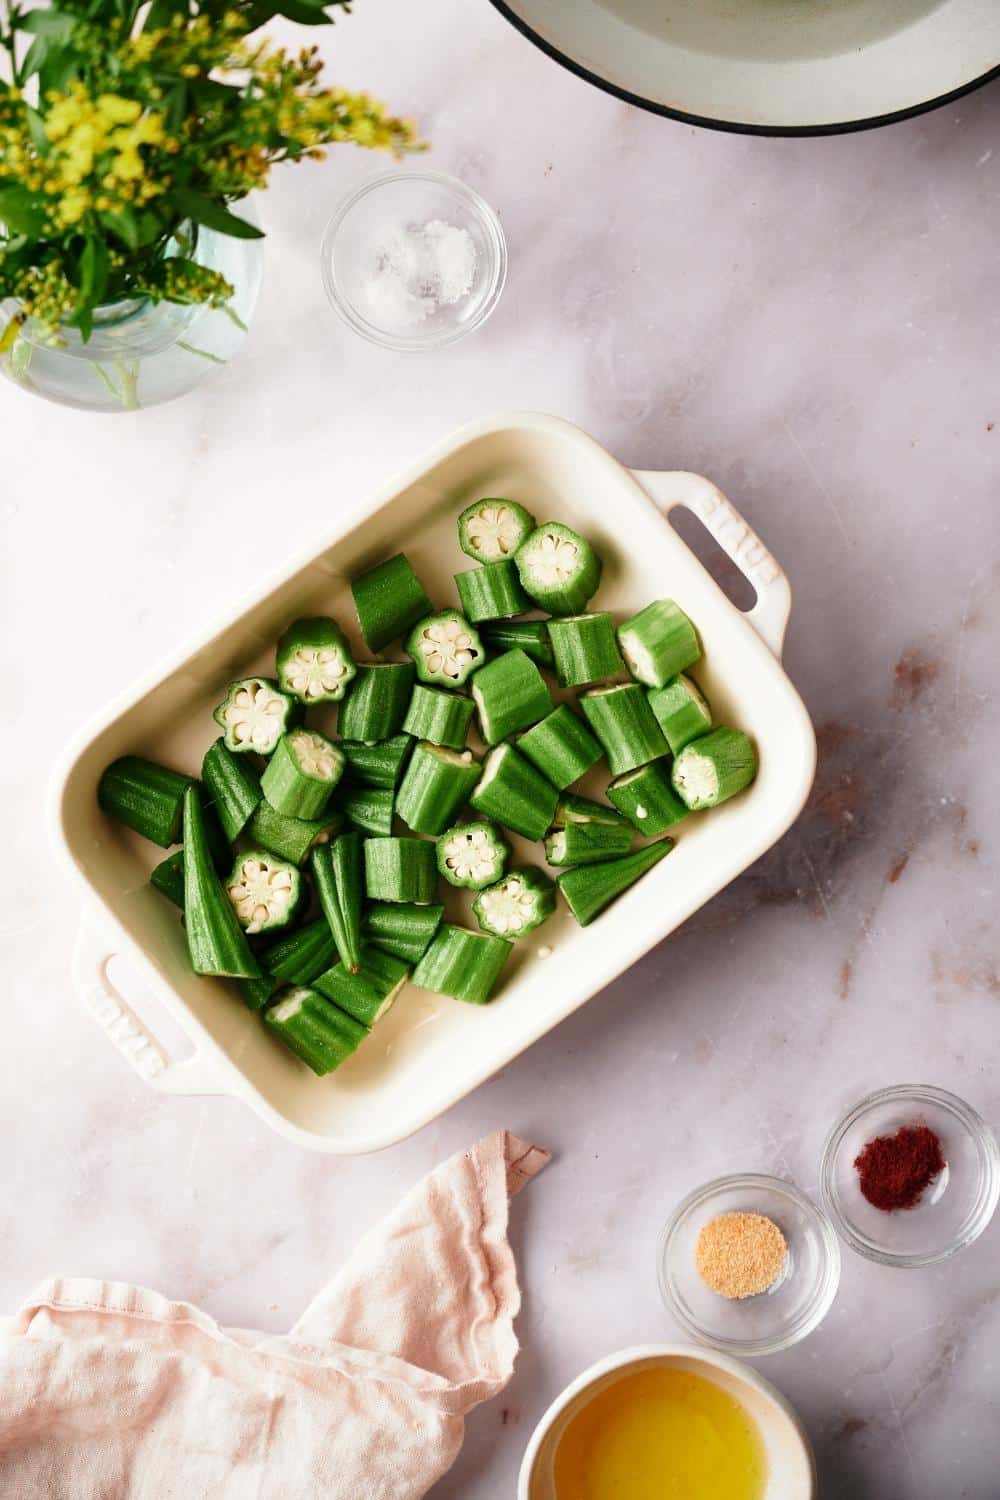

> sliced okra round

[
  {"left": 396, "top": 741, "right": 481, "bottom": 836},
  {"left": 480, "top": 619, "right": 555, "bottom": 669},
  {"left": 458, "top": 497, "right": 536, "bottom": 563},
  {"left": 338, "top": 662, "right": 414, "bottom": 742},
  {"left": 617, "top": 598, "right": 701, "bottom": 689},
  {"left": 363, "top": 836, "right": 438, "bottom": 904},
  {"left": 557, "top": 838, "right": 674, "bottom": 927},
  {"left": 264, "top": 986, "right": 368, "bottom": 1076},
  {"left": 338, "top": 784, "right": 395, "bottom": 838},
  {"left": 246, "top": 801, "right": 343, "bottom": 867},
  {"left": 472, "top": 867, "right": 555, "bottom": 940},
  {"left": 260, "top": 729, "right": 345, "bottom": 820},
  {"left": 469, "top": 742, "right": 559, "bottom": 842},
  {"left": 647, "top": 673, "right": 712, "bottom": 754},
  {"left": 607, "top": 760, "right": 688, "bottom": 834},
  {"left": 314, "top": 945, "right": 409, "bottom": 1027},
  {"left": 547, "top": 612, "right": 624, "bottom": 688},
  {"left": 182, "top": 789, "right": 260, "bottom": 979},
  {"left": 454, "top": 560, "right": 530, "bottom": 623},
  {"left": 406, "top": 610, "right": 485, "bottom": 687},
  {"left": 351, "top": 552, "right": 432, "bottom": 653},
  {"left": 514, "top": 521, "right": 602, "bottom": 615},
  {"left": 402, "top": 684, "right": 476, "bottom": 750},
  {"left": 579, "top": 682, "right": 669, "bottom": 776},
  {"left": 518, "top": 704, "right": 603, "bottom": 790},
  {"left": 98, "top": 756, "right": 196, "bottom": 848},
  {"left": 339, "top": 734, "right": 412, "bottom": 789},
  {"left": 213, "top": 677, "right": 298, "bottom": 756},
  {"left": 202, "top": 738, "right": 262, "bottom": 843},
  {"left": 411, "top": 924, "right": 513, "bottom": 1006},
  {"left": 364, "top": 901, "right": 444, "bottom": 964},
  {"left": 436, "top": 821, "right": 509, "bottom": 890},
  {"left": 276, "top": 616, "right": 357, "bottom": 704},
  {"left": 470, "top": 648, "right": 552, "bottom": 745},
  {"left": 671, "top": 727, "right": 757, "bottom": 810},
  {"left": 544, "top": 818, "right": 633, "bottom": 867},
  {"left": 225, "top": 849, "right": 302, "bottom": 936}
]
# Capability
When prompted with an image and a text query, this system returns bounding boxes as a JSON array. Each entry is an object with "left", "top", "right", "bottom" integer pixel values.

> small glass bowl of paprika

[{"left": 821, "top": 1084, "right": 1000, "bottom": 1268}]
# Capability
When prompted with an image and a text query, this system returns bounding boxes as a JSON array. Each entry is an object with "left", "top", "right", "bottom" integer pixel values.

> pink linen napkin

[{"left": 0, "top": 1130, "right": 548, "bottom": 1499}]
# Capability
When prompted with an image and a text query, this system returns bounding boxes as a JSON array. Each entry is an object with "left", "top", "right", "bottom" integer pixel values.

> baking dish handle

[
  {"left": 72, "top": 922, "right": 233, "bottom": 1097},
  {"left": 629, "top": 469, "right": 791, "bottom": 659}
]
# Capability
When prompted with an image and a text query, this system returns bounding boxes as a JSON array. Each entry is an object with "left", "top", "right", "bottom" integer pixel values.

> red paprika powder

[{"left": 854, "top": 1123, "right": 946, "bottom": 1212}]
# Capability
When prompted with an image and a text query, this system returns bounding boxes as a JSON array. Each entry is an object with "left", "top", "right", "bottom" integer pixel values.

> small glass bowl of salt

[{"left": 321, "top": 169, "right": 507, "bottom": 350}]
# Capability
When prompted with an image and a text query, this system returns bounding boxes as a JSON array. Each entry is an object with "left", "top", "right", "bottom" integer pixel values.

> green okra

[
  {"left": 517, "top": 704, "right": 602, "bottom": 790},
  {"left": 351, "top": 553, "right": 432, "bottom": 653},
  {"left": 312, "top": 835, "right": 363, "bottom": 974},
  {"left": 201, "top": 738, "right": 261, "bottom": 843},
  {"left": 546, "top": 612, "right": 623, "bottom": 688},
  {"left": 338, "top": 785, "right": 395, "bottom": 838},
  {"left": 406, "top": 610, "right": 485, "bottom": 688},
  {"left": 552, "top": 793, "right": 627, "bottom": 828},
  {"left": 363, "top": 836, "right": 438, "bottom": 904},
  {"left": 455, "top": 560, "right": 530, "bottom": 623},
  {"left": 363, "top": 901, "right": 444, "bottom": 964},
  {"left": 402, "top": 684, "right": 475, "bottom": 750},
  {"left": 469, "top": 742, "right": 559, "bottom": 842},
  {"left": 557, "top": 838, "right": 674, "bottom": 927},
  {"left": 544, "top": 819, "right": 633, "bottom": 867},
  {"left": 396, "top": 742, "right": 480, "bottom": 836},
  {"left": 225, "top": 849, "right": 302, "bottom": 935},
  {"left": 264, "top": 986, "right": 367, "bottom": 1075},
  {"left": 436, "top": 821, "right": 508, "bottom": 890},
  {"left": 607, "top": 760, "right": 688, "bottom": 835},
  {"left": 472, "top": 867, "right": 555, "bottom": 940},
  {"left": 242, "top": 917, "right": 339, "bottom": 1011},
  {"left": 647, "top": 674, "right": 712, "bottom": 754},
  {"left": 618, "top": 598, "right": 701, "bottom": 689},
  {"left": 151, "top": 849, "right": 186, "bottom": 908},
  {"left": 338, "top": 662, "right": 415, "bottom": 742},
  {"left": 470, "top": 648, "right": 552, "bottom": 745},
  {"left": 98, "top": 756, "right": 195, "bottom": 847},
  {"left": 411, "top": 924, "right": 513, "bottom": 1006},
  {"left": 314, "top": 945, "right": 409, "bottom": 1027},
  {"left": 515, "top": 521, "right": 602, "bottom": 615},
  {"left": 213, "top": 677, "right": 298, "bottom": 756},
  {"left": 458, "top": 496, "right": 536, "bottom": 563},
  {"left": 339, "top": 734, "right": 412, "bottom": 789},
  {"left": 247, "top": 801, "right": 343, "bottom": 867},
  {"left": 671, "top": 727, "right": 757, "bottom": 810},
  {"left": 260, "top": 729, "right": 344, "bottom": 820},
  {"left": 480, "top": 620, "right": 555, "bottom": 669},
  {"left": 276, "top": 616, "right": 356, "bottom": 704},
  {"left": 182, "top": 787, "right": 260, "bottom": 978},
  {"left": 579, "top": 683, "right": 669, "bottom": 775}
]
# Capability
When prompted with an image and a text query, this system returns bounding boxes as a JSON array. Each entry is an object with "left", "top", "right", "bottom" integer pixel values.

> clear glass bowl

[
  {"left": 820, "top": 1084, "right": 1000, "bottom": 1268},
  {"left": 657, "top": 1174, "right": 841, "bottom": 1357},
  {"left": 320, "top": 169, "right": 506, "bottom": 350}
]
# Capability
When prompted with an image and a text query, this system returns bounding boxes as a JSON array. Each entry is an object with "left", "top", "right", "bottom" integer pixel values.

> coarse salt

[{"left": 365, "top": 219, "right": 477, "bottom": 328}]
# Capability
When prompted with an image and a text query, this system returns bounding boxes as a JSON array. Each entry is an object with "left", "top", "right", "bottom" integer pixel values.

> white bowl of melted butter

[{"left": 518, "top": 1344, "right": 814, "bottom": 1500}]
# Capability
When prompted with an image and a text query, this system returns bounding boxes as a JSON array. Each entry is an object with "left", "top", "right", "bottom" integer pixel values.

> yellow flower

[
  {"left": 56, "top": 186, "right": 91, "bottom": 225},
  {"left": 96, "top": 94, "right": 142, "bottom": 126}
]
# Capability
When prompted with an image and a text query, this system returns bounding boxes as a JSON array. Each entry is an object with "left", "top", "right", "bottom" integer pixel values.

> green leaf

[
  {"left": 78, "top": 236, "right": 109, "bottom": 308},
  {"left": 0, "top": 187, "right": 46, "bottom": 237},
  {"left": 17, "top": 10, "right": 77, "bottom": 35},
  {"left": 170, "top": 189, "right": 264, "bottom": 240},
  {"left": 99, "top": 206, "right": 139, "bottom": 250},
  {"left": 25, "top": 106, "right": 50, "bottom": 155}
]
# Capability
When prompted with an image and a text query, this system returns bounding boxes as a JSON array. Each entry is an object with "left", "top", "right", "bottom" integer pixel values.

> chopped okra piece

[
  {"left": 351, "top": 553, "right": 432, "bottom": 653},
  {"left": 647, "top": 673, "right": 712, "bottom": 754},
  {"left": 225, "top": 849, "right": 302, "bottom": 936},
  {"left": 557, "top": 838, "right": 674, "bottom": 927},
  {"left": 579, "top": 683, "right": 669, "bottom": 776},
  {"left": 515, "top": 521, "right": 602, "bottom": 615},
  {"left": 312, "top": 835, "right": 363, "bottom": 974},
  {"left": 518, "top": 704, "right": 603, "bottom": 790},
  {"left": 276, "top": 616, "right": 357, "bottom": 704},
  {"left": 470, "top": 648, "right": 552, "bottom": 745},
  {"left": 618, "top": 598, "right": 701, "bottom": 689},
  {"left": 607, "top": 761, "right": 688, "bottom": 834},
  {"left": 480, "top": 619, "right": 555, "bottom": 669},
  {"left": 473, "top": 867, "right": 555, "bottom": 940},
  {"left": 553, "top": 792, "right": 627, "bottom": 828},
  {"left": 544, "top": 819, "right": 633, "bottom": 867},
  {"left": 338, "top": 785, "right": 395, "bottom": 837},
  {"left": 547, "top": 612, "right": 624, "bottom": 688},
  {"left": 671, "top": 727, "right": 757, "bottom": 810},
  {"left": 261, "top": 729, "right": 344, "bottom": 820},
  {"left": 264, "top": 986, "right": 367, "bottom": 1075},
  {"left": 396, "top": 741, "right": 481, "bottom": 836},
  {"left": 242, "top": 917, "right": 338, "bottom": 1011},
  {"left": 364, "top": 901, "right": 444, "bottom": 964},
  {"left": 202, "top": 738, "right": 261, "bottom": 843},
  {"left": 363, "top": 836, "right": 438, "bottom": 904},
  {"left": 436, "top": 821, "right": 509, "bottom": 890},
  {"left": 338, "top": 661, "right": 414, "bottom": 742},
  {"left": 247, "top": 801, "right": 342, "bottom": 867},
  {"left": 458, "top": 496, "right": 536, "bottom": 563},
  {"left": 339, "top": 734, "right": 412, "bottom": 789},
  {"left": 213, "top": 677, "right": 298, "bottom": 756},
  {"left": 314, "top": 945, "right": 410, "bottom": 1027},
  {"left": 182, "top": 788, "right": 260, "bottom": 978},
  {"left": 98, "top": 756, "right": 196, "bottom": 847},
  {"left": 151, "top": 849, "right": 186, "bottom": 908},
  {"left": 455, "top": 560, "right": 530, "bottom": 623},
  {"left": 411, "top": 924, "right": 513, "bottom": 1006},
  {"left": 406, "top": 610, "right": 485, "bottom": 688},
  {"left": 402, "top": 684, "right": 475, "bottom": 750},
  {"left": 470, "top": 742, "right": 559, "bottom": 842}
]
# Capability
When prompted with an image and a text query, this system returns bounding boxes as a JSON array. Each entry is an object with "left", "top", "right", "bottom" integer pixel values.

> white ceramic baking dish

[{"left": 52, "top": 413, "right": 815, "bottom": 1154}]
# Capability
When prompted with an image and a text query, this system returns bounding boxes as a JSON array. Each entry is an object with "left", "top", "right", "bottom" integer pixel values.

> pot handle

[
  {"left": 629, "top": 469, "right": 791, "bottom": 660},
  {"left": 72, "top": 922, "right": 233, "bottom": 1097}
]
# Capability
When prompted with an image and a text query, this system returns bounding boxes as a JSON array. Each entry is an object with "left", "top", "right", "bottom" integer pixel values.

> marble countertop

[{"left": 4, "top": 2, "right": 1000, "bottom": 1494}]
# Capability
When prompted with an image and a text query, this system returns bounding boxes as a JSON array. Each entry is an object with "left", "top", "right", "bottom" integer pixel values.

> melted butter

[{"left": 553, "top": 1366, "right": 767, "bottom": 1500}]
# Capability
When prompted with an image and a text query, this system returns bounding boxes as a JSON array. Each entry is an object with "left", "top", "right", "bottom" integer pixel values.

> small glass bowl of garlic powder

[{"left": 321, "top": 169, "right": 507, "bottom": 350}]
